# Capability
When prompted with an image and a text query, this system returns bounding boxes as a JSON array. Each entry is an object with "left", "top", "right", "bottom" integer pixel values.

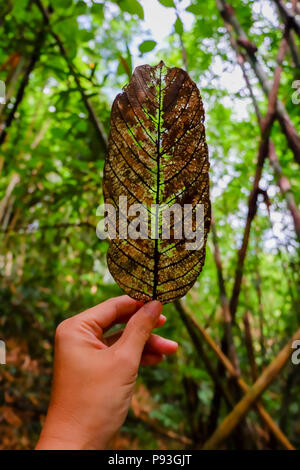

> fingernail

[
  {"left": 166, "top": 339, "right": 178, "bottom": 348},
  {"left": 160, "top": 314, "right": 167, "bottom": 323},
  {"left": 143, "top": 300, "right": 162, "bottom": 318}
]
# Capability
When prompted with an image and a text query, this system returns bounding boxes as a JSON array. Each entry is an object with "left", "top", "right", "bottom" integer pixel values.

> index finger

[{"left": 76, "top": 295, "right": 143, "bottom": 332}]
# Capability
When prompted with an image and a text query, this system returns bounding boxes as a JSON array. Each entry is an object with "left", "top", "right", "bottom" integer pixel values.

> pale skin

[{"left": 36, "top": 296, "right": 178, "bottom": 450}]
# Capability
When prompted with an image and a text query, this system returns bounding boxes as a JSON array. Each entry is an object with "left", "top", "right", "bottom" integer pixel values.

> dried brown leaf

[{"left": 103, "top": 61, "right": 210, "bottom": 303}]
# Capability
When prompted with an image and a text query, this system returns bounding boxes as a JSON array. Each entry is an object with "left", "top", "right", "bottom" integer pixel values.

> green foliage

[
  {"left": 185, "top": 3, "right": 202, "bottom": 15},
  {"left": 138, "top": 39, "right": 157, "bottom": 54},
  {"left": 119, "top": 0, "right": 144, "bottom": 19},
  {"left": 174, "top": 16, "right": 184, "bottom": 36},
  {"left": 157, "top": 0, "right": 175, "bottom": 7}
]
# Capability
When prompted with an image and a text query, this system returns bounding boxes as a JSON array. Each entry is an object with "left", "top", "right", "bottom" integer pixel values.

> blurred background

[{"left": 0, "top": 0, "right": 299, "bottom": 450}]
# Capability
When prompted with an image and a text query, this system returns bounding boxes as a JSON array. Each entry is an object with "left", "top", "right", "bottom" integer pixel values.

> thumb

[{"left": 116, "top": 301, "right": 163, "bottom": 363}]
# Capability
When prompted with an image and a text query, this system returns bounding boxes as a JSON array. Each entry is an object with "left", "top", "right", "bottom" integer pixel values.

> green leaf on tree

[
  {"left": 186, "top": 4, "right": 202, "bottom": 15},
  {"left": 174, "top": 16, "right": 184, "bottom": 35},
  {"left": 138, "top": 40, "right": 157, "bottom": 54},
  {"left": 119, "top": 0, "right": 144, "bottom": 19},
  {"left": 157, "top": 0, "right": 175, "bottom": 7}
]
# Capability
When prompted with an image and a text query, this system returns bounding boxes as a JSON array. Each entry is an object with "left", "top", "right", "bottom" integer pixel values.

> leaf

[
  {"left": 118, "top": 43, "right": 133, "bottom": 79},
  {"left": 117, "top": 54, "right": 131, "bottom": 79},
  {"left": 90, "top": 3, "right": 104, "bottom": 16},
  {"left": 138, "top": 40, "right": 157, "bottom": 54},
  {"left": 119, "top": 0, "right": 144, "bottom": 19},
  {"left": 52, "top": 0, "right": 72, "bottom": 8},
  {"left": 174, "top": 16, "right": 184, "bottom": 36},
  {"left": 186, "top": 4, "right": 202, "bottom": 15},
  {"left": 157, "top": 0, "right": 175, "bottom": 7},
  {"left": 103, "top": 62, "right": 211, "bottom": 304}
]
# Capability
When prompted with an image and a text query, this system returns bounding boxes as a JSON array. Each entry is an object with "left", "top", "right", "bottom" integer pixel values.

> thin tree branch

[
  {"left": 243, "top": 311, "right": 258, "bottom": 383},
  {"left": 175, "top": 299, "right": 235, "bottom": 409},
  {"left": 237, "top": 43, "right": 300, "bottom": 242},
  {"left": 215, "top": 0, "right": 300, "bottom": 165},
  {"left": 217, "top": 8, "right": 300, "bottom": 241},
  {"left": 0, "top": 173, "right": 20, "bottom": 224},
  {"left": 254, "top": 241, "right": 266, "bottom": 363},
  {"left": 273, "top": 0, "right": 300, "bottom": 37},
  {"left": 273, "top": 0, "right": 300, "bottom": 67},
  {"left": 34, "top": 0, "right": 108, "bottom": 149},
  {"left": 268, "top": 141, "right": 300, "bottom": 241},
  {"left": 175, "top": 301, "right": 294, "bottom": 450},
  {"left": 0, "top": 54, "right": 26, "bottom": 120},
  {"left": 229, "top": 31, "right": 290, "bottom": 321},
  {"left": 0, "top": 29, "right": 46, "bottom": 146},
  {"left": 202, "top": 326, "right": 300, "bottom": 449},
  {"left": 173, "top": 0, "right": 188, "bottom": 71},
  {"left": 211, "top": 216, "right": 239, "bottom": 372}
]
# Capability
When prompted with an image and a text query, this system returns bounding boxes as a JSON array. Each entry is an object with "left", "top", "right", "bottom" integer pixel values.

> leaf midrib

[{"left": 152, "top": 66, "right": 163, "bottom": 299}]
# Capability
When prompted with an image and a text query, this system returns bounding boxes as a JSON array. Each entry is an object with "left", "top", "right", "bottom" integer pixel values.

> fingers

[
  {"left": 75, "top": 296, "right": 143, "bottom": 335},
  {"left": 104, "top": 331, "right": 178, "bottom": 356},
  {"left": 155, "top": 314, "right": 167, "bottom": 328},
  {"left": 143, "top": 334, "right": 178, "bottom": 355},
  {"left": 141, "top": 353, "right": 164, "bottom": 366},
  {"left": 139, "top": 333, "right": 178, "bottom": 366},
  {"left": 104, "top": 312, "right": 166, "bottom": 333},
  {"left": 115, "top": 301, "right": 163, "bottom": 364}
]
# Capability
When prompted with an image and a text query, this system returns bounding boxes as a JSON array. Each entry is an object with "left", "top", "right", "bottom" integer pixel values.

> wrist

[
  {"left": 35, "top": 405, "right": 107, "bottom": 450},
  {"left": 36, "top": 428, "right": 107, "bottom": 450}
]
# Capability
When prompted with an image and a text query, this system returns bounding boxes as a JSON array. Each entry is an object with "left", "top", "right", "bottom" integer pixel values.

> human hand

[{"left": 35, "top": 296, "right": 178, "bottom": 450}]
